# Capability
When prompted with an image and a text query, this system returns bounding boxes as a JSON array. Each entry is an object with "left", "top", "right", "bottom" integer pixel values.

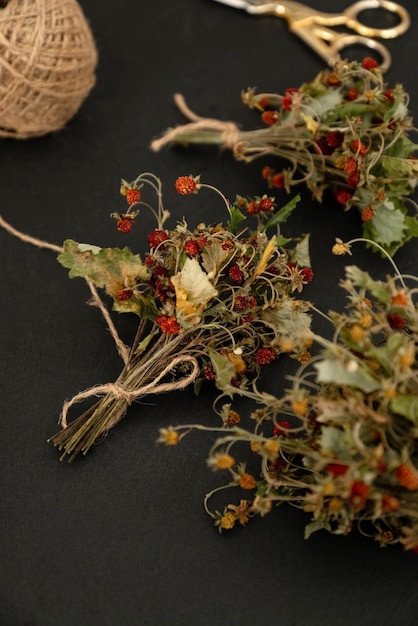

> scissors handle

[
  {"left": 329, "top": 33, "right": 392, "bottom": 71},
  {"left": 294, "top": 24, "right": 393, "bottom": 70},
  {"left": 344, "top": 0, "right": 410, "bottom": 39}
]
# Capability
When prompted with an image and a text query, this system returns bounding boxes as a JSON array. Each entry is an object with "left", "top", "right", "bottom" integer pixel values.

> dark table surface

[{"left": 1, "top": 1, "right": 418, "bottom": 625}]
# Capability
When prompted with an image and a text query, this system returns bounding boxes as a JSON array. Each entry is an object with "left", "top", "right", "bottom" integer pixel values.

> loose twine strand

[
  {"left": 59, "top": 354, "right": 200, "bottom": 428},
  {"left": 0, "top": 0, "right": 97, "bottom": 138},
  {"left": 0, "top": 214, "right": 130, "bottom": 363},
  {"left": 0, "top": 214, "right": 201, "bottom": 432},
  {"left": 150, "top": 93, "right": 241, "bottom": 152}
]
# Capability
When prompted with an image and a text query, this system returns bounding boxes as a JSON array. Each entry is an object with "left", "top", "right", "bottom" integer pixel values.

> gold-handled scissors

[{"left": 211, "top": 0, "right": 410, "bottom": 71}]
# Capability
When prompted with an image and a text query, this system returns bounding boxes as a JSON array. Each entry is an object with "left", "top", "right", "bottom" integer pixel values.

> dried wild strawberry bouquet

[
  {"left": 161, "top": 239, "right": 418, "bottom": 551},
  {"left": 152, "top": 59, "right": 418, "bottom": 256},
  {"left": 8, "top": 172, "right": 311, "bottom": 461}
]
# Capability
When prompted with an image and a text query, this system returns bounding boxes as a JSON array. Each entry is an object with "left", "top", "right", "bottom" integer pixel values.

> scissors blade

[
  {"left": 211, "top": 0, "right": 281, "bottom": 14},
  {"left": 212, "top": 0, "right": 250, "bottom": 8}
]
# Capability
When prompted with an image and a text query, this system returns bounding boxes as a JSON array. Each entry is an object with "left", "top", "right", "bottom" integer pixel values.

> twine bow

[{"left": 59, "top": 354, "right": 200, "bottom": 429}]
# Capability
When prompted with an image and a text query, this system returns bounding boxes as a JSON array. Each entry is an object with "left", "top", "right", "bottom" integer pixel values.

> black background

[{"left": 1, "top": 1, "right": 418, "bottom": 625}]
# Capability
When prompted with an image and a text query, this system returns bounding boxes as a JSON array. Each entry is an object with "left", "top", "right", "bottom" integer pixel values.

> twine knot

[
  {"left": 106, "top": 383, "right": 135, "bottom": 405},
  {"left": 150, "top": 93, "right": 241, "bottom": 152}
]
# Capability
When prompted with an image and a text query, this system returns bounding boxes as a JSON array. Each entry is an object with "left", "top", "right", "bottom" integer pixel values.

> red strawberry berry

[
  {"left": 203, "top": 364, "right": 215, "bottom": 381},
  {"left": 234, "top": 296, "right": 248, "bottom": 310},
  {"left": 381, "top": 494, "right": 400, "bottom": 512},
  {"left": 383, "top": 89, "right": 395, "bottom": 102},
  {"left": 255, "top": 347, "right": 276, "bottom": 365},
  {"left": 351, "top": 140, "right": 367, "bottom": 156},
  {"left": 300, "top": 267, "right": 314, "bottom": 283},
  {"left": 268, "top": 458, "right": 287, "bottom": 474},
  {"left": 349, "top": 480, "right": 370, "bottom": 509},
  {"left": 256, "top": 96, "right": 270, "bottom": 110},
  {"left": 175, "top": 175, "right": 199, "bottom": 195},
  {"left": 336, "top": 189, "right": 353, "bottom": 206},
  {"left": 145, "top": 255, "right": 157, "bottom": 268},
  {"left": 258, "top": 196, "right": 274, "bottom": 212},
  {"left": 262, "top": 166, "right": 274, "bottom": 181},
  {"left": 148, "top": 229, "right": 168, "bottom": 248},
  {"left": 261, "top": 110, "right": 278, "bottom": 126},
  {"left": 344, "top": 157, "right": 358, "bottom": 174},
  {"left": 116, "top": 288, "right": 133, "bottom": 300},
  {"left": 222, "top": 239, "right": 235, "bottom": 251},
  {"left": 327, "top": 73, "right": 341, "bottom": 87},
  {"left": 387, "top": 313, "right": 405, "bottom": 329},
  {"left": 326, "top": 131, "right": 344, "bottom": 148},
  {"left": 345, "top": 88, "right": 359, "bottom": 101},
  {"left": 197, "top": 235, "right": 209, "bottom": 247},
  {"left": 361, "top": 207, "right": 374, "bottom": 222},
  {"left": 326, "top": 463, "right": 349, "bottom": 478},
  {"left": 396, "top": 463, "right": 418, "bottom": 491},
  {"left": 246, "top": 201, "right": 260, "bottom": 215},
  {"left": 271, "top": 173, "right": 285, "bottom": 188},
  {"left": 117, "top": 217, "right": 134, "bottom": 233},
  {"left": 362, "top": 56, "right": 379, "bottom": 70},
  {"left": 316, "top": 138, "right": 335, "bottom": 156},
  {"left": 184, "top": 240, "right": 200, "bottom": 256},
  {"left": 348, "top": 171, "right": 360, "bottom": 188},
  {"left": 281, "top": 96, "right": 293, "bottom": 111},
  {"left": 273, "top": 421, "right": 292, "bottom": 436},
  {"left": 228, "top": 265, "right": 244, "bottom": 282},
  {"left": 126, "top": 188, "right": 141, "bottom": 205},
  {"left": 156, "top": 314, "right": 181, "bottom": 335}
]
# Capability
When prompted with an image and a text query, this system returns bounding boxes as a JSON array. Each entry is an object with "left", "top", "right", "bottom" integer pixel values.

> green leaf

[
  {"left": 364, "top": 333, "right": 407, "bottom": 374},
  {"left": 380, "top": 155, "right": 418, "bottom": 178},
  {"left": 134, "top": 332, "right": 157, "bottom": 356},
  {"left": 227, "top": 206, "right": 246, "bottom": 234},
  {"left": 403, "top": 215, "right": 418, "bottom": 241},
  {"left": 275, "top": 235, "right": 293, "bottom": 247},
  {"left": 390, "top": 396, "right": 418, "bottom": 424},
  {"left": 304, "top": 518, "right": 328, "bottom": 539},
  {"left": 324, "top": 102, "right": 375, "bottom": 121},
  {"left": 263, "top": 194, "right": 301, "bottom": 231},
  {"left": 344, "top": 266, "right": 390, "bottom": 301},
  {"left": 366, "top": 201, "right": 406, "bottom": 247},
  {"left": 193, "top": 376, "right": 204, "bottom": 396},
  {"left": 292, "top": 234, "right": 311, "bottom": 267},
  {"left": 386, "top": 134, "right": 418, "bottom": 159},
  {"left": 113, "top": 294, "right": 158, "bottom": 319},
  {"left": 314, "top": 358, "right": 381, "bottom": 393},
  {"left": 309, "top": 89, "right": 343, "bottom": 116},
  {"left": 208, "top": 349, "right": 236, "bottom": 397},
  {"left": 58, "top": 240, "right": 150, "bottom": 298},
  {"left": 201, "top": 240, "right": 232, "bottom": 276},
  {"left": 260, "top": 299, "right": 311, "bottom": 336},
  {"left": 319, "top": 426, "right": 353, "bottom": 459}
]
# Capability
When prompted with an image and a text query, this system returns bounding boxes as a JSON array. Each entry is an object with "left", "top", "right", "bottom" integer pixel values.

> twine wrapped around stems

[
  {"left": 50, "top": 352, "right": 200, "bottom": 462},
  {"left": 0, "top": 0, "right": 97, "bottom": 138},
  {"left": 58, "top": 354, "right": 200, "bottom": 431}
]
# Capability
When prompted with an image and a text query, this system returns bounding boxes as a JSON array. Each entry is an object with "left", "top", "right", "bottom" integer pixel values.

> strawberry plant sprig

[
  {"left": 152, "top": 58, "right": 418, "bottom": 256},
  {"left": 0, "top": 172, "right": 314, "bottom": 461},
  {"left": 159, "top": 238, "right": 418, "bottom": 552}
]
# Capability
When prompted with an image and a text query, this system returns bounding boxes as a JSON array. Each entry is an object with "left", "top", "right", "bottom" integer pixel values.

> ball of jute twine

[{"left": 0, "top": 0, "right": 98, "bottom": 139}]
